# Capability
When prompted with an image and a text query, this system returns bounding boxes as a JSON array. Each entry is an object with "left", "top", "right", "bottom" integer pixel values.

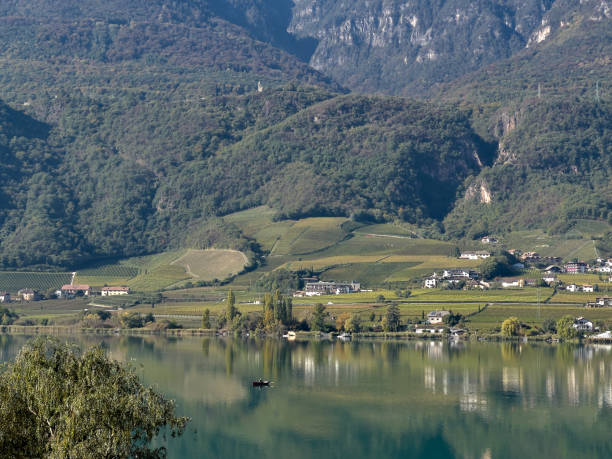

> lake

[{"left": 1, "top": 335, "right": 611, "bottom": 458}]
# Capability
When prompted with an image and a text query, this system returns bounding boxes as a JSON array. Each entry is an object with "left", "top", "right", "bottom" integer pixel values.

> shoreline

[{"left": 2, "top": 325, "right": 611, "bottom": 343}]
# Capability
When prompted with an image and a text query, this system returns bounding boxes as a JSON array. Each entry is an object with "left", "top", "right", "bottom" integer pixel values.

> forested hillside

[{"left": 0, "top": 0, "right": 609, "bottom": 268}]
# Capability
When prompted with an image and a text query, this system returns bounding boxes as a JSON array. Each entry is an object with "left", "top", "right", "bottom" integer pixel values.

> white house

[
  {"left": 572, "top": 317, "right": 593, "bottom": 332},
  {"left": 542, "top": 274, "right": 558, "bottom": 285},
  {"left": 101, "top": 286, "right": 130, "bottom": 296},
  {"left": 566, "top": 284, "right": 580, "bottom": 293},
  {"left": 415, "top": 327, "right": 445, "bottom": 334},
  {"left": 459, "top": 251, "right": 491, "bottom": 260},
  {"left": 0, "top": 292, "right": 10, "bottom": 303},
  {"left": 424, "top": 278, "right": 438, "bottom": 289},
  {"left": 427, "top": 310, "right": 450, "bottom": 324},
  {"left": 582, "top": 285, "right": 594, "bottom": 293},
  {"left": 501, "top": 278, "right": 522, "bottom": 288}
]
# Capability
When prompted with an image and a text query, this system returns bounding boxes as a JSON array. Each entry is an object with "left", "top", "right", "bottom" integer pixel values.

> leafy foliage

[{"left": 0, "top": 338, "right": 188, "bottom": 458}]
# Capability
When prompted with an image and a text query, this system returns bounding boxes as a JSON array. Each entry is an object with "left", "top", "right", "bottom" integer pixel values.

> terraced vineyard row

[{"left": 0, "top": 272, "right": 73, "bottom": 293}]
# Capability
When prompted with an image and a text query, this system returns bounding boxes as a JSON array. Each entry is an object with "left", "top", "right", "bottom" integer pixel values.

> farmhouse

[
  {"left": 459, "top": 251, "right": 491, "bottom": 260},
  {"left": 582, "top": 284, "right": 594, "bottom": 293},
  {"left": 481, "top": 236, "right": 498, "bottom": 244},
  {"left": 427, "top": 310, "right": 450, "bottom": 324},
  {"left": 565, "top": 262, "right": 587, "bottom": 274},
  {"left": 566, "top": 284, "right": 580, "bottom": 293},
  {"left": 304, "top": 281, "right": 360, "bottom": 296},
  {"left": 101, "top": 286, "right": 130, "bottom": 296},
  {"left": 61, "top": 284, "right": 91, "bottom": 296},
  {"left": 17, "top": 288, "right": 39, "bottom": 301},
  {"left": 573, "top": 317, "right": 593, "bottom": 332},
  {"left": 0, "top": 292, "right": 10, "bottom": 303}
]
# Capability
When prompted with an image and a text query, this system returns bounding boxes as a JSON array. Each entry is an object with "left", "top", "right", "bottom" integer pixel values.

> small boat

[
  {"left": 338, "top": 332, "right": 351, "bottom": 340},
  {"left": 252, "top": 379, "right": 270, "bottom": 387}
]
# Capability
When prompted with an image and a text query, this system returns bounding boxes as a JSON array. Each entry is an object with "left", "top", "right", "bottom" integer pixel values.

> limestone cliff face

[{"left": 286, "top": 0, "right": 609, "bottom": 95}]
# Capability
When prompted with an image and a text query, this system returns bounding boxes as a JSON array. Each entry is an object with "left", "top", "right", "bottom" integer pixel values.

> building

[
  {"left": 544, "top": 265, "right": 562, "bottom": 273},
  {"left": 415, "top": 327, "right": 445, "bottom": 334},
  {"left": 442, "top": 269, "right": 478, "bottom": 279},
  {"left": 459, "top": 251, "right": 491, "bottom": 260},
  {"left": 427, "top": 310, "right": 450, "bottom": 324},
  {"left": 542, "top": 274, "right": 558, "bottom": 285},
  {"left": 565, "top": 262, "right": 587, "bottom": 274},
  {"left": 481, "top": 236, "right": 498, "bottom": 244},
  {"left": 17, "top": 289, "right": 39, "bottom": 301},
  {"left": 304, "top": 281, "right": 360, "bottom": 296},
  {"left": 582, "top": 285, "right": 594, "bottom": 293},
  {"left": 424, "top": 278, "right": 438, "bottom": 289},
  {"left": 101, "top": 286, "right": 130, "bottom": 296},
  {"left": 572, "top": 317, "right": 593, "bottom": 332},
  {"left": 587, "top": 296, "right": 612, "bottom": 307},
  {"left": 61, "top": 284, "right": 91, "bottom": 296},
  {"left": 0, "top": 292, "right": 10, "bottom": 303},
  {"left": 566, "top": 284, "right": 580, "bottom": 293}
]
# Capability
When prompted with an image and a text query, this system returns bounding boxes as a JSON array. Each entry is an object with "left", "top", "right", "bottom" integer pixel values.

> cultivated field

[
  {"left": 171, "top": 249, "right": 248, "bottom": 280},
  {"left": 0, "top": 272, "right": 73, "bottom": 293}
]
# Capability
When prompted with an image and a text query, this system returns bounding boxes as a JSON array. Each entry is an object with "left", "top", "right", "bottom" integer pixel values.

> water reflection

[{"left": 1, "top": 335, "right": 611, "bottom": 458}]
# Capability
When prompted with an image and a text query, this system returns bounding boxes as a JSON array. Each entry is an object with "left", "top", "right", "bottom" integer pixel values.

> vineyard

[
  {"left": 76, "top": 265, "right": 140, "bottom": 278},
  {"left": 0, "top": 272, "right": 72, "bottom": 293}
]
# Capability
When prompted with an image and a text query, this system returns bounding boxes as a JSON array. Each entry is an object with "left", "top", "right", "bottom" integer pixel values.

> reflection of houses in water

[
  {"left": 424, "top": 366, "right": 436, "bottom": 393},
  {"left": 599, "top": 381, "right": 612, "bottom": 408},
  {"left": 502, "top": 367, "right": 522, "bottom": 393},
  {"left": 426, "top": 341, "right": 444, "bottom": 360},
  {"left": 461, "top": 369, "right": 487, "bottom": 412},
  {"left": 567, "top": 367, "right": 579, "bottom": 405},
  {"left": 546, "top": 372, "right": 556, "bottom": 400}
]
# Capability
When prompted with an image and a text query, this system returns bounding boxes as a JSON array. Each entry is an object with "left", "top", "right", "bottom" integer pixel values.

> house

[
  {"left": 0, "top": 292, "right": 10, "bottom": 303},
  {"left": 520, "top": 252, "right": 539, "bottom": 261},
  {"left": 61, "top": 284, "right": 91, "bottom": 296},
  {"left": 101, "top": 286, "right": 130, "bottom": 296},
  {"left": 597, "top": 265, "right": 612, "bottom": 273},
  {"left": 450, "top": 328, "right": 466, "bottom": 337},
  {"left": 565, "top": 262, "right": 587, "bottom": 274},
  {"left": 415, "top": 327, "right": 445, "bottom": 334},
  {"left": 501, "top": 278, "right": 522, "bottom": 288},
  {"left": 566, "top": 284, "right": 580, "bottom": 293},
  {"left": 585, "top": 296, "right": 612, "bottom": 308},
  {"left": 442, "top": 269, "right": 478, "bottom": 279},
  {"left": 572, "top": 317, "right": 593, "bottom": 332},
  {"left": 459, "top": 251, "right": 491, "bottom": 260},
  {"left": 582, "top": 284, "right": 594, "bottom": 293},
  {"left": 427, "top": 310, "right": 450, "bottom": 324},
  {"left": 481, "top": 236, "right": 498, "bottom": 244},
  {"left": 592, "top": 331, "right": 612, "bottom": 340},
  {"left": 304, "top": 281, "right": 360, "bottom": 296},
  {"left": 17, "top": 289, "right": 39, "bottom": 301},
  {"left": 424, "top": 278, "right": 438, "bottom": 289},
  {"left": 542, "top": 274, "right": 558, "bottom": 285},
  {"left": 544, "top": 265, "right": 562, "bottom": 274}
]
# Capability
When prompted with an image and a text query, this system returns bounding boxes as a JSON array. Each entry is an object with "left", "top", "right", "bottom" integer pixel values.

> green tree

[
  {"left": 0, "top": 338, "right": 188, "bottom": 458},
  {"left": 384, "top": 304, "right": 401, "bottom": 332},
  {"left": 202, "top": 308, "right": 211, "bottom": 329},
  {"left": 225, "top": 289, "right": 239, "bottom": 323},
  {"left": 344, "top": 314, "right": 361, "bottom": 333},
  {"left": 311, "top": 303, "right": 326, "bottom": 331},
  {"left": 556, "top": 315, "right": 578, "bottom": 339},
  {"left": 501, "top": 317, "right": 521, "bottom": 337}
]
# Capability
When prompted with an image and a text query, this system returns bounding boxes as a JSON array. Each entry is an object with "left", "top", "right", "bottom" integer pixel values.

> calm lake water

[{"left": 1, "top": 335, "right": 611, "bottom": 458}]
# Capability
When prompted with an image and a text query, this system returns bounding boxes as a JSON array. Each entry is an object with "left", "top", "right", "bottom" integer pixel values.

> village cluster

[{"left": 0, "top": 284, "right": 130, "bottom": 303}]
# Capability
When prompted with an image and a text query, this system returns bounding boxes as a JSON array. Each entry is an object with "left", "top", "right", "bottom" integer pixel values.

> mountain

[
  {"left": 288, "top": 0, "right": 611, "bottom": 96},
  {"left": 0, "top": 0, "right": 609, "bottom": 268}
]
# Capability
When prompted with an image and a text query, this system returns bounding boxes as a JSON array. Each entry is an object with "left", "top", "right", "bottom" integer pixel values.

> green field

[
  {"left": 503, "top": 230, "right": 600, "bottom": 260},
  {"left": 319, "top": 262, "right": 420, "bottom": 286},
  {"left": 467, "top": 303, "right": 612, "bottom": 330},
  {"left": 0, "top": 272, "right": 73, "bottom": 293},
  {"left": 171, "top": 249, "right": 248, "bottom": 280}
]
